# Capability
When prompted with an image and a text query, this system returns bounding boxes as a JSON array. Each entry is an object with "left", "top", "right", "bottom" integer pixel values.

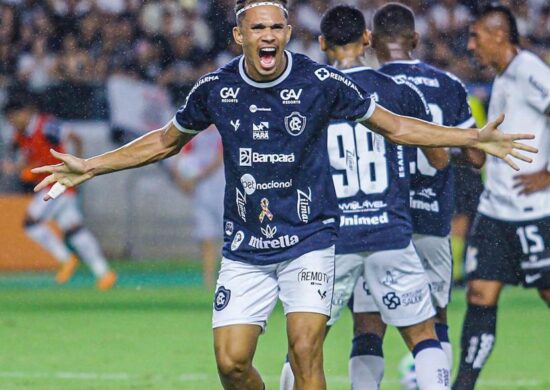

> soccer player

[
  {"left": 352, "top": 2, "right": 486, "bottom": 376},
  {"left": 170, "top": 126, "right": 224, "bottom": 288},
  {"left": 454, "top": 5, "right": 550, "bottom": 389},
  {"left": 31, "top": 1, "right": 536, "bottom": 389},
  {"left": 2, "top": 97, "right": 117, "bottom": 290},
  {"left": 280, "top": 5, "right": 452, "bottom": 390}
]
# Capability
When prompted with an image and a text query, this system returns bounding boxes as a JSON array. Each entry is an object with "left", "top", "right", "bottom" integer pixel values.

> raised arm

[
  {"left": 32, "top": 122, "right": 193, "bottom": 199},
  {"left": 361, "top": 104, "right": 537, "bottom": 171}
]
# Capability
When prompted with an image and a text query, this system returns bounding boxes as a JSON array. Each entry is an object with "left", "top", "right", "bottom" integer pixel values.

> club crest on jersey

[
  {"left": 214, "top": 286, "right": 231, "bottom": 311},
  {"left": 284, "top": 112, "right": 307, "bottom": 136}
]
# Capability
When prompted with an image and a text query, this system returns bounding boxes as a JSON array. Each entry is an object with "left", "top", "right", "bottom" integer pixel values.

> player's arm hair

[
  {"left": 362, "top": 104, "right": 479, "bottom": 147},
  {"left": 84, "top": 122, "right": 193, "bottom": 177}
]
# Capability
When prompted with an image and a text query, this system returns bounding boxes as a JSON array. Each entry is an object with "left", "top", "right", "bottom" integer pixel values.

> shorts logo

[
  {"left": 225, "top": 221, "right": 234, "bottom": 236},
  {"left": 382, "top": 292, "right": 401, "bottom": 310},
  {"left": 382, "top": 270, "right": 398, "bottom": 286},
  {"left": 297, "top": 268, "right": 329, "bottom": 286},
  {"left": 401, "top": 289, "right": 423, "bottom": 306},
  {"left": 318, "top": 289, "right": 327, "bottom": 300},
  {"left": 214, "top": 286, "right": 231, "bottom": 311},
  {"left": 465, "top": 247, "right": 478, "bottom": 273},
  {"left": 284, "top": 112, "right": 307, "bottom": 136},
  {"left": 315, "top": 68, "right": 330, "bottom": 81},
  {"left": 231, "top": 230, "right": 245, "bottom": 251}
]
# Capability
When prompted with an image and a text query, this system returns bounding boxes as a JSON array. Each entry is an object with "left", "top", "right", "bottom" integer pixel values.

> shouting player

[
  {"left": 363, "top": 1, "right": 486, "bottom": 379},
  {"left": 2, "top": 96, "right": 117, "bottom": 290},
  {"left": 281, "top": 5, "right": 452, "bottom": 390},
  {"left": 31, "top": 1, "right": 536, "bottom": 389},
  {"left": 454, "top": 5, "right": 550, "bottom": 389}
]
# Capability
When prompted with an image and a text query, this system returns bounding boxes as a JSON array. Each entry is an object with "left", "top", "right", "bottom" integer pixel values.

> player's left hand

[
  {"left": 513, "top": 169, "right": 550, "bottom": 195},
  {"left": 476, "top": 113, "right": 538, "bottom": 171}
]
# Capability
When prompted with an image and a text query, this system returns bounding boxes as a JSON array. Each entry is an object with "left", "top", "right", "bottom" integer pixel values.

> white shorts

[
  {"left": 192, "top": 169, "right": 224, "bottom": 241},
  {"left": 27, "top": 189, "right": 82, "bottom": 231},
  {"left": 352, "top": 242, "right": 436, "bottom": 327},
  {"left": 327, "top": 253, "right": 363, "bottom": 326},
  {"left": 212, "top": 246, "right": 335, "bottom": 330},
  {"left": 413, "top": 234, "right": 453, "bottom": 309}
]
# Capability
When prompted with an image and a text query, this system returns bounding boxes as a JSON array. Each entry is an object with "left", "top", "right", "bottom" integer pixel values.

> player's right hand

[{"left": 31, "top": 149, "right": 93, "bottom": 201}]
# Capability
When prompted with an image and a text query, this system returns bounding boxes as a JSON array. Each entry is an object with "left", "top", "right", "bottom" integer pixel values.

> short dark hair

[
  {"left": 2, "top": 94, "right": 35, "bottom": 115},
  {"left": 475, "top": 4, "right": 520, "bottom": 45},
  {"left": 235, "top": 0, "right": 289, "bottom": 24},
  {"left": 373, "top": 2, "right": 415, "bottom": 40},
  {"left": 320, "top": 5, "right": 366, "bottom": 46}
]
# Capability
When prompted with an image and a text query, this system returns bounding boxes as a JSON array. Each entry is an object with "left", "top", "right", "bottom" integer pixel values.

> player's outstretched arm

[
  {"left": 362, "top": 105, "right": 538, "bottom": 171},
  {"left": 32, "top": 122, "right": 193, "bottom": 200}
]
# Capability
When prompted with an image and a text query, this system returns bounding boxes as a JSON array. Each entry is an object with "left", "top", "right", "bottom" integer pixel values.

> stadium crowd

[{"left": 1, "top": 0, "right": 550, "bottom": 108}]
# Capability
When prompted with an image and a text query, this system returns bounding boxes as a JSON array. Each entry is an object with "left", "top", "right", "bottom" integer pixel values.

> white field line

[{"left": 0, "top": 371, "right": 548, "bottom": 387}]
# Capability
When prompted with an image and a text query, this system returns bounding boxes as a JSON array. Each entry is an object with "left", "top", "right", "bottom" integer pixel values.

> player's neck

[
  {"left": 328, "top": 45, "right": 366, "bottom": 70},
  {"left": 376, "top": 45, "right": 413, "bottom": 64},
  {"left": 495, "top": 45, "right": 519, "bottom": 74},
  {"left": 332, "top": 56, "right": 367, "bottom": 70}
]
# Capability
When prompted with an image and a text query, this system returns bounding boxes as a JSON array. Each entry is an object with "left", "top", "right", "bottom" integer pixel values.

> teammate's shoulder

[{"left": 514, "top": 51, "right": 550, "bottom": 78}]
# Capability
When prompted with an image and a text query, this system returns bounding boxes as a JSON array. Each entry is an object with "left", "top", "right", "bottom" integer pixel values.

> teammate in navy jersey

[
  {"left": 31, "top": 1, "right": 536, "bottom": 389},
  {"left": 367, "top": 2, "right": 486, "bottom": 378},
  {"left": 280, "top": 6, "right": 453, "bottom": 390}
]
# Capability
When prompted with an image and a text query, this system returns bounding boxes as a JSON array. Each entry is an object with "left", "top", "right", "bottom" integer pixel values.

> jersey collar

[
  {"left": 384, "top": 59, "right": 421, "bottom": 65},
  {"left": 238, "top": 51, "right": 293, "bottom": 88},
  {"left": 342, "top": 66, "right": 373, "bottom": 74}
]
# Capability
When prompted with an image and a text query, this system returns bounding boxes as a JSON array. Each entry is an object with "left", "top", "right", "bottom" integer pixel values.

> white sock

[
  {"left": 435, "top": 323, "right": 453, "bottom": 370},
  {"left": 67, "top": 229, "right": 109, "bottom": 277},
  {"left": 350, "top": 355, "right": 384, "bottom": 389},
  {"left": 413, "top": 339, "right": 450, "bottom": 390},
  {"left": 441, "top": 341, "right": 453, "bottom": 370},
  {"left": 25, "top": 224, "right": 72, "bottom": 262},
  {"left": 350, "top": 333, "right": 385, "bottom": 389},
  {"left": 280, "top": 361, "right": 294, "bottom": 390}
]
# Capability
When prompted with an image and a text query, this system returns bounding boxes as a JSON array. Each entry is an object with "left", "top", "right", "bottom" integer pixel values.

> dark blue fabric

[
  {"left": 380, "top": 61, "right": 473, "bottom": 237},
  {"left": 350, "top": 333, "right": 384, "bottom": 358},
  {"left": 175, "top": 52, "right": 374, "bottom": 264},
  {"left": 412, "top": 338, "right": 442, "bottom": 358},
  {"left": 435, "top": 322, "right": 450, "bottom": 343}
]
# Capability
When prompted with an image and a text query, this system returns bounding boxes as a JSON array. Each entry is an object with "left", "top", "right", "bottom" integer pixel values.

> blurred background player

[
  {"left": 2, "top": 95, "right": 116, "bottom": 290},
  {"left": 369, "top": 2, "right": 485, "bottom": 378},
  {"left": 455, "top": 5, "right": 550, "bottom": 389},
  {"left": 170, "top": 126, "right": 224, "bottom": 289},
  {"left": 281, "top": 5, "right": 450, "bottom": 389}
]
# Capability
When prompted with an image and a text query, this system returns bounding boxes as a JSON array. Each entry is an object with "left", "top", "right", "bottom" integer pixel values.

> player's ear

[
  {"left": 233, "top": 26, "right": 244, "bottom": 46},
  {"left": 363, "top": 30, "right": 371, "bottom": 48},
  {"left": 412, "top": 32, "right": 420, "bottom": 50},
  {"left": 318, "top": 35, "right": 328, "bottom": 52},
  {"left": 285, "top": 24, "right": 292, "bottom": 44}
]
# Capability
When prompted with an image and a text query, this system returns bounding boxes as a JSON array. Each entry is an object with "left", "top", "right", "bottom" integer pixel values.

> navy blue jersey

[
  {"left": 329, "top": 67, "right": 431, "bottom": 254},
  {"left": 174, "top": 52, "right": 375, "bottom": 264},
  {"left": 379, "top": 60, "right": 475, "bottom": 237}
]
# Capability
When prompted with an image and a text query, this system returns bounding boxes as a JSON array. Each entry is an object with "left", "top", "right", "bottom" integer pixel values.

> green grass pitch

[{"left": 0, "top": 262, "right": 548, "bottom": 389}]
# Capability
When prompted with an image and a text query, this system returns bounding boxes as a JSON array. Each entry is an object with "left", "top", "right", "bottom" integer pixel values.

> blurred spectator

[{"left": 0, "top": 0, "right": 548, "bottom": 115}]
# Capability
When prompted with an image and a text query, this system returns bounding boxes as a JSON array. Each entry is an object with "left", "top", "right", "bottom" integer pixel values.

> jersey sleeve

[
  {"left": 326, "top": 69, "right": 376, "bottom": 122},
  {"left": 519, "top": 58, "right": 550, "bottom": 115},
  {"left": 172, "top": 75, "right": 214, "bottom": 134}
]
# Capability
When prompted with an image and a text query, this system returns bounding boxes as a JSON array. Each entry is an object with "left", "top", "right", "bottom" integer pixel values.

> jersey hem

[
  {"left": 456, "top": 116, "right": 476, "bottom": 129},
  {"left": 335, "top": 237, "right": 411, "bottom": 255},
  {"left": 476, "top": 211, "right": 550, "bottom": 223},
  {"left": 356, "top": 99, "right": 376, "bottom": 122}
]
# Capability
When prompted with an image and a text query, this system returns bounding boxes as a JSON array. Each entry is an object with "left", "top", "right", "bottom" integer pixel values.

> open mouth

[{"left": 258, "top": 47, "right": 277, "bottom": 70}]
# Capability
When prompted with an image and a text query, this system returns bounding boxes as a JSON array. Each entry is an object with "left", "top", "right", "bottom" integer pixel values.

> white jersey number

[
  {"left": 328, "top": 122, "right": 389, "bottom": 198},
  {"left": 516, "top": 225, "right": 545, "bottom": 254},
  {"left": 409, "top": 103, "right": 444, "bottom": 177}
]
